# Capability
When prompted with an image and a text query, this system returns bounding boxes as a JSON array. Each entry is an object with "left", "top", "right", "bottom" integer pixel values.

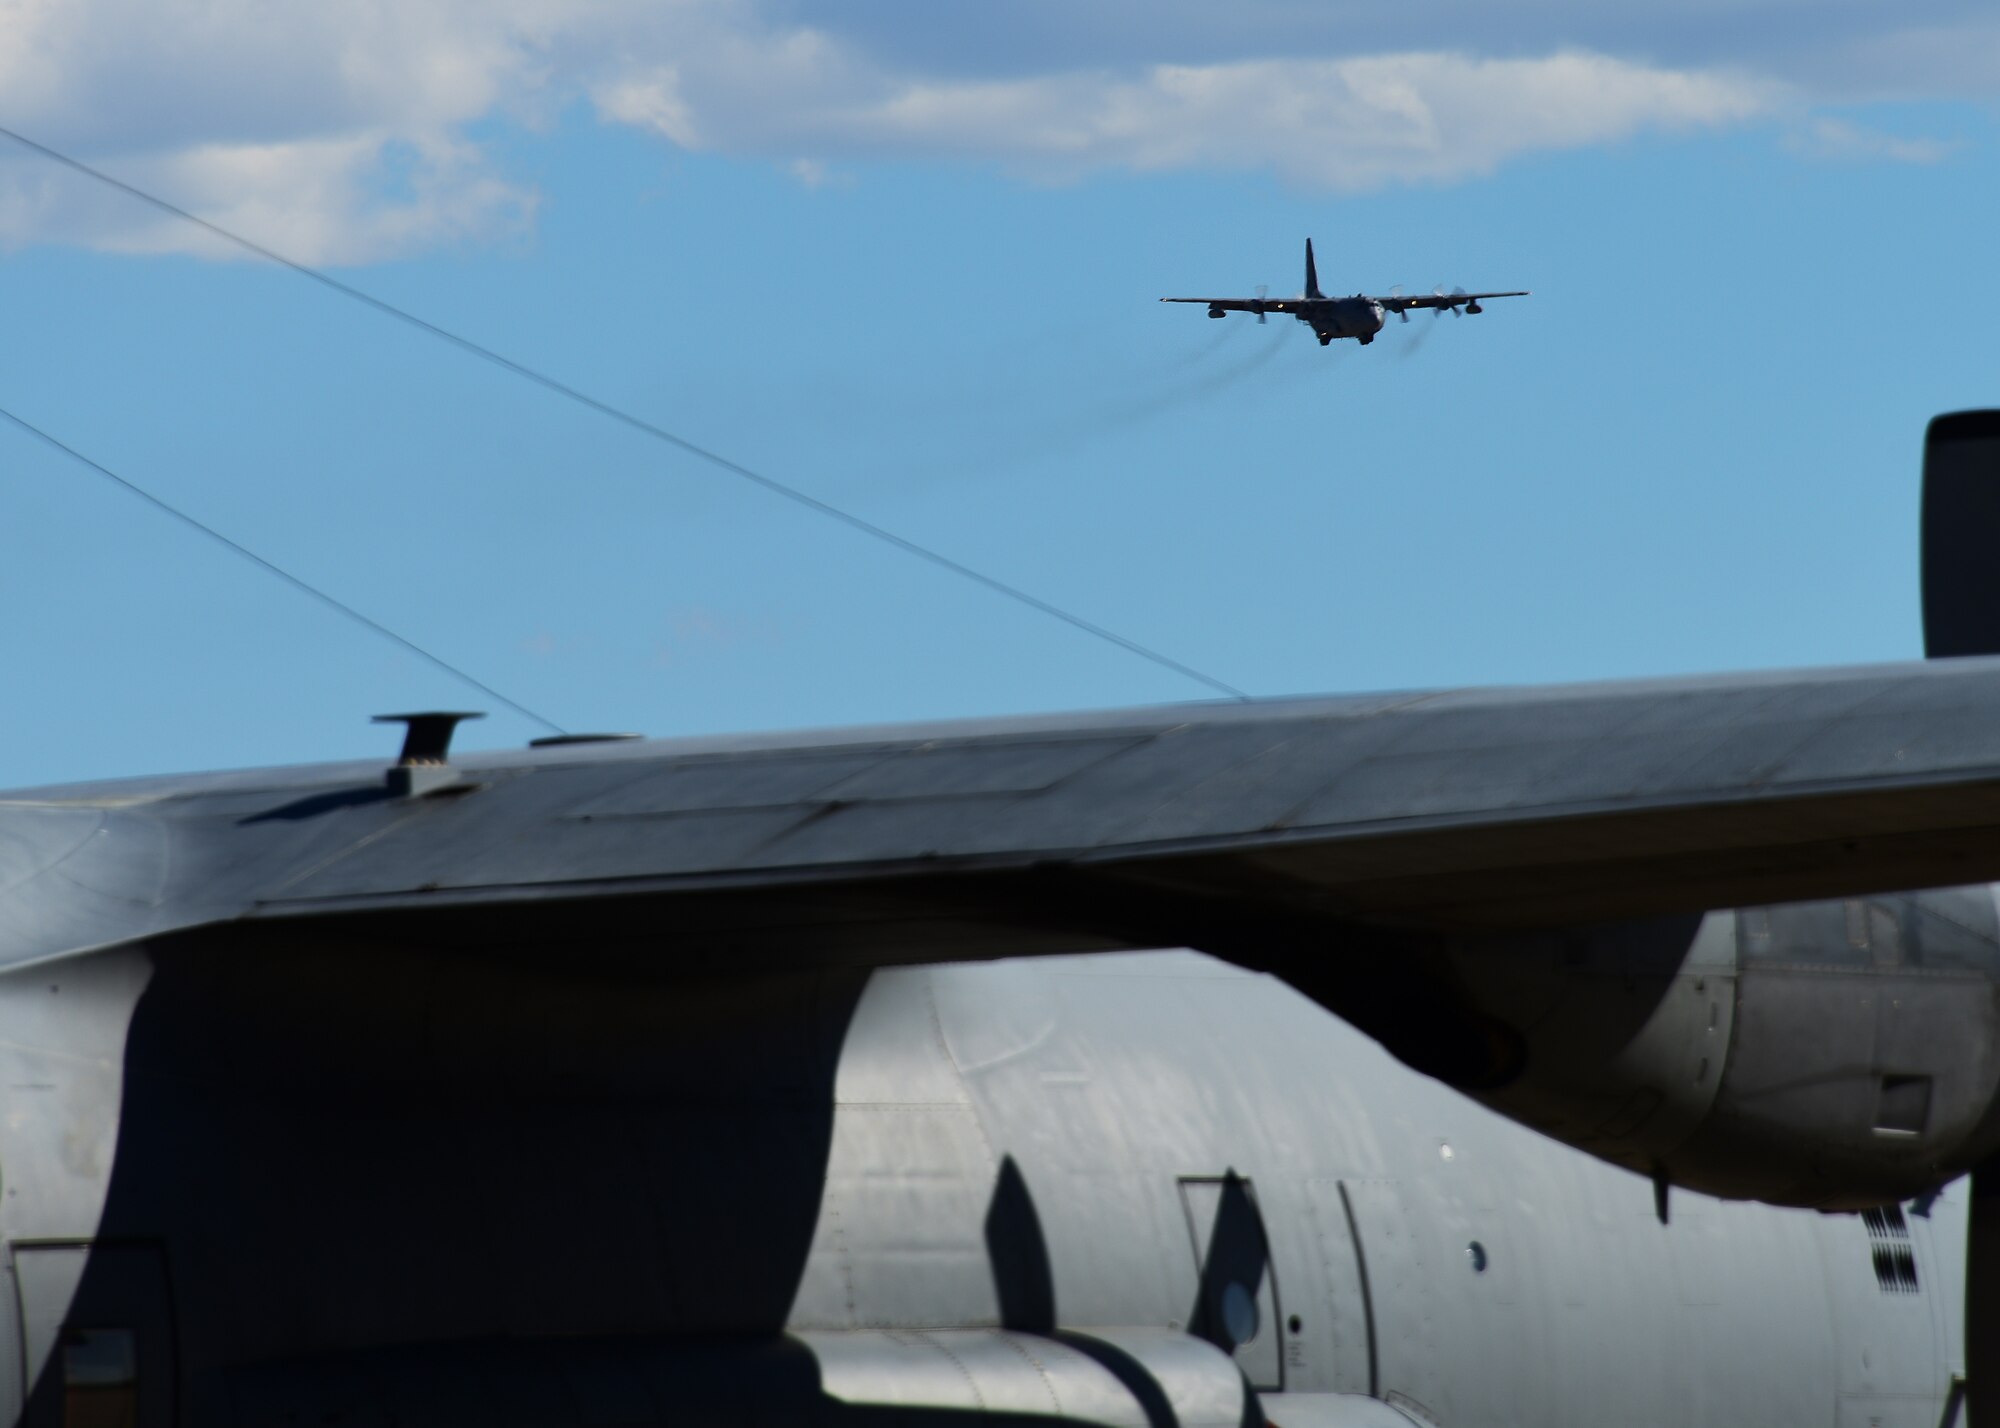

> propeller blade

[{"left": 1255, "top": 284, "right": 1268, "bottom": 325}]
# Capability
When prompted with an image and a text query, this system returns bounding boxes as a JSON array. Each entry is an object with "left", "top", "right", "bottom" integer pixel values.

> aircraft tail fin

[
  {"left": 1304, "top": 239, "right": 1324, "bottom": 299},
  {"left": 1922, "top": 411, "right": 2000, "bottom": 656}
]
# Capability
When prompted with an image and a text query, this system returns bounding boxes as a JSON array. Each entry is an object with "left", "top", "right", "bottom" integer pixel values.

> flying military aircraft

[
  {"left": 4, "top": 415, "right": 2000, "bottom": 1427},
  {"left": 1162, "top": 239, "right": 1528, "bottom": 346}
]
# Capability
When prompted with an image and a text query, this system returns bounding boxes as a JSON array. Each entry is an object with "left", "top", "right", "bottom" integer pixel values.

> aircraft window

[
  {"left": 1221, "top": 1281, "right": 1259, "bottom": 1346},
  {"left": 61, "top": 1327, "right": 137, "bottom": 1428},
  {"left": 1466, "top": 1241, "right": 1488, "bottom": 1273},
  {"left": 1904, "top": 888, "right": 2000, "bottom": 972}
]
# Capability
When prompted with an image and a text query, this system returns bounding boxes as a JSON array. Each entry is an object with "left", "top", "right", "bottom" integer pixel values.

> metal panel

[
  {"left": 565, "top": 751, "right": 889, "bottom": 816},
  {"left": 1338, "top": 1181, "right": 1440, "bottom": 1425},
  {"left": 1299, "top": 1181, "right": 1373, "bottom": 1394},
  {"left": 1258, "top": 1393, "right": 1430, "bottom": 1427},
  {"left": 791, "top": 971, "right": 999, "bottom": 1331},
  {"left": 804, "top": 1326, "right": 1254, "bottom": 1428},
  {"left": 820, "top": 737, "right": 1146, "bottom": 802}
]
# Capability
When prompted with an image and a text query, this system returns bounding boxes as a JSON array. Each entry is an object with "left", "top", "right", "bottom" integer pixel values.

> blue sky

[{"left": 2, "top": 4, "right": 1998, "bottom": 787}]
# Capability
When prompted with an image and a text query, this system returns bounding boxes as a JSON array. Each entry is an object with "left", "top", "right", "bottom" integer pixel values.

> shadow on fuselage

[
  {"left": 31, "top": 945, "right": 1245, "bottom": 1427},
  {"left": 32, "top": 932, "right": 869, "bottom": 1423},
  {"left": 217, "top": 1333, "right": 1197, "bottom": 1428}
]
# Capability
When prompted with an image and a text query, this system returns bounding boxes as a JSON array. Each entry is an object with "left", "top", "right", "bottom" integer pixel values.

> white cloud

[
  {"left": 0, "top": 0, "right": 560, "bottom": 263},
  {"left": 0, "top": 132, "right": 536, "bottom": 265},
  {"left": 743, "top": 52, "right": 1781, "bottom": 190},
  {"left": 0, "top": 0, "right": 1972, "bottom": 264},
  {"left": 1784, "top": 117, "right": 1957, "bottom": 166},
  {"left": 595, "top": 69, "right": 703, "bottom": 151}
]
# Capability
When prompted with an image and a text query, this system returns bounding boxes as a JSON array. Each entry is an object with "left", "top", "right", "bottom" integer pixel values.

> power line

[
  {"left": 0, "top": 122, "right": 1251, "bottom": 703},
  {"left": 0, "top": 403, "right": 566, "bottom": 735}
]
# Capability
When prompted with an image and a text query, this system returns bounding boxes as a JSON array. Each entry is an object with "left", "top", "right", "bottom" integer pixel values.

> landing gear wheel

[{"left": 1358, "top": 333, "right": 1373, "bottom": 346}]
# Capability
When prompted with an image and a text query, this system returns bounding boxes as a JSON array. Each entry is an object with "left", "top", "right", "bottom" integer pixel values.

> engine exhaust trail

[
  {"left": 1154, "top": 315, "right": 1244, "bottom": 370},
  {"left": 1396, "top": 318, "right": 1439, "bottom": 360},
  {"left": 941, "top": 327, "right": 1288, "bottom": 483}
]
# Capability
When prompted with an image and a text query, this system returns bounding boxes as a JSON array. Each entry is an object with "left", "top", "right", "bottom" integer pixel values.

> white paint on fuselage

[{"left": 794, "top": 951, "right": 1962, "bottom": 1427}]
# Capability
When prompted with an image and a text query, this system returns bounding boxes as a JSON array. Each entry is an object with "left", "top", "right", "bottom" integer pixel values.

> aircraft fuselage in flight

[{"left": 1256, "top": 292, "right": 1391, "bottom": 345}]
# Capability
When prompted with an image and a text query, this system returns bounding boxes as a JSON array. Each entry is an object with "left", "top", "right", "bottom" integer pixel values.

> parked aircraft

[
  {"left": 1162, "top": 239, "right": 1528, "bottom": 345},
  {"left": 3, "top": 414, "right": 1999, "bottom": 1426}
]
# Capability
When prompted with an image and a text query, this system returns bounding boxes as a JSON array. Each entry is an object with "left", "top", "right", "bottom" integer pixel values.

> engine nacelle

[{"left": 1434, "top": 890, "right": 2000, "bottom": 1208}]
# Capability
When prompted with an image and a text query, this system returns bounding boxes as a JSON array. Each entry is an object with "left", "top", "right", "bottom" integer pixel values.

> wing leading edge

[{"left": 15, "top": 658, "right": 2000, "bottom": 965}]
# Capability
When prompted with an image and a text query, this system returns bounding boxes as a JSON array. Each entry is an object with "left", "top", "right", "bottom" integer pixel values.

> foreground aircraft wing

[
  {"left": 16, "top": 658, "right": 2000, "bottom": 965},
  {"left": 1377, "top": 290, "right": 1530, "bottom": 313}
]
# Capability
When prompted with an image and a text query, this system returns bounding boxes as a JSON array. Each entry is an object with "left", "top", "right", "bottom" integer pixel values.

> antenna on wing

[{"left": 374, "top": 711, "right": 483, "bottom": 797}]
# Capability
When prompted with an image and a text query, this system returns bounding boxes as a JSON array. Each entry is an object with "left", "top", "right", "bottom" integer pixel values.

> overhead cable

[
  {"left": 0, "top": 402, "right": 566, "bottom": 735},
  {"left": 0, "top": 123, "right": 1250, "bottom": 703}
]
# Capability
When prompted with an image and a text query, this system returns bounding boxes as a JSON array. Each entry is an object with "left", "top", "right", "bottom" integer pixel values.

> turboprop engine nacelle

[{"left": 1431, "top": 889, "right": 2000, "bottom": 1209}]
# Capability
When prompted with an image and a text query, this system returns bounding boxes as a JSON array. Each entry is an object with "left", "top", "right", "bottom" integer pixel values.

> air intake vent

[{"left": 1860, "top": 1205, "right": 1919, "bottom": 1293}]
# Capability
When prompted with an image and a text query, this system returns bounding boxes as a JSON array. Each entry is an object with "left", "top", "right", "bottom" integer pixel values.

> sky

[{"left": 1, "top": 1, "right": 1998, "bottom": 788}]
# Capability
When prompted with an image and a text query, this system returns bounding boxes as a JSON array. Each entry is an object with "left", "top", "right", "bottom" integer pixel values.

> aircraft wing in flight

[
  {"left": 1377, "top": 290, "right": 1530, "bottom": 314},
  {"left": 1159, "top": 296, "right": 1294, "bottom": 315}
]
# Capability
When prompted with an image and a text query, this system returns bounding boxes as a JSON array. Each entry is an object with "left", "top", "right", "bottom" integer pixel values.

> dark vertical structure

[
  {"left": 1918, "top": 408, "right": 2000, "bottom": 1419},
  {"left": 1920, "top": 411, "right": 2000, "bottom": 658}
]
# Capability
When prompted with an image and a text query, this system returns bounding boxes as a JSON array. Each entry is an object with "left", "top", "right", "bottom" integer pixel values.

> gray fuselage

[{"left": 0, "top": 938, "right": 1961, "bottom": 1426}]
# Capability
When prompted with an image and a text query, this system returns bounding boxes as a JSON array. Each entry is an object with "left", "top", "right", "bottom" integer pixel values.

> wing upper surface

[{"left": 13, "top": 657, "right": 2000, "bottom": 965}]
